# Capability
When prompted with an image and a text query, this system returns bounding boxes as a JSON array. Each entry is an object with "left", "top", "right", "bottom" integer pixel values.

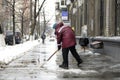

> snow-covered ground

[{"left": 0, "top": 40, "right": 40, "bottom": 64}]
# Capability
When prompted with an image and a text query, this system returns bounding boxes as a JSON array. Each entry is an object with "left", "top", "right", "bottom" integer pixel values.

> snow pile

[
  {"left": 94, "top": 36, "right": 120, "bottom": 41},
  {"left": 59, "top": 68, "right": 98, "bottom": 74},
  {"left": 0, "top": 40, "right": 40, "bottom": 64},
  {"left": 79, "top": 50, "right": 101, "bottom": 56}
]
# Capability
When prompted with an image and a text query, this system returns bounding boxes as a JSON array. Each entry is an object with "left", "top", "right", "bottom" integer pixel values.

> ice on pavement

[
  {"left": 42, "top": 61, "right": 98, "bottom": 75},
  {"left": 110, "top": 64, "right": 120, "bottom": 68},
  {"left": 0, "top": 36, "right": 100, "bottom": 77},
  {"left": 38, "top": 37, "right": 100, "bottom": 76}
]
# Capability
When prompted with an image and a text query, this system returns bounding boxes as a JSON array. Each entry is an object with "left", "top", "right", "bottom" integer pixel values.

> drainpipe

[
  {"left": 106, "top": 0, "right": 110, "bottom": 36},
  {"left": 115, "top": 0, "right": 117, "bottom": 36}
]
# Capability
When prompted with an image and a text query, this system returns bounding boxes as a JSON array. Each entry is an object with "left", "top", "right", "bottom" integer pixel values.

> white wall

[{"left": 0, "top": 34, "right": 5, "bottom": 47}]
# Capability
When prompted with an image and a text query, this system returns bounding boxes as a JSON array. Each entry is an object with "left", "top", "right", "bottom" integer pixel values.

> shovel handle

[
  {"left": 47, "top": 50, "right": 58, "bottom": 61},
  {"left": 40, "top": 50, "right": 58, "bottom": 68}
]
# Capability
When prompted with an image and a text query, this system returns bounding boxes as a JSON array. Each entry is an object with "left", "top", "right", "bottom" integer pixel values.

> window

[{"left": 61, "top": 0, "right": 66, "bottom": 5}]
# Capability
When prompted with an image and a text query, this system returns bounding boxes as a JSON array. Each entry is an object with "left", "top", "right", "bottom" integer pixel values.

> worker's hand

[{"left": 58, "top": 45, "right": 61, "bottom": 50}]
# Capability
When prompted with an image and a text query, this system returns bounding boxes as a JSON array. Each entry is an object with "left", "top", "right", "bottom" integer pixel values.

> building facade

[{"left": 55, "top": 0, "right": 120, "bottom": 37}]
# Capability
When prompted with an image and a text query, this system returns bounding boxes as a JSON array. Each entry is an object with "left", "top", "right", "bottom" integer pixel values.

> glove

[{"left": 58, "top": 45, "right": 61, "bottom": 50}]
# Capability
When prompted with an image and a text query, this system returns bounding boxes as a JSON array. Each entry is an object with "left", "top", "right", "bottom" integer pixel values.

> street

[{"left": 0, "top": 37, "right": 120, "bottom": 80}]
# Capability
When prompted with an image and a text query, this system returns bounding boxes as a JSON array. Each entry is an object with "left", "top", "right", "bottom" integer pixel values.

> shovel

[{"left": 40, "top": 50, "right": 58, "bottom": 68}]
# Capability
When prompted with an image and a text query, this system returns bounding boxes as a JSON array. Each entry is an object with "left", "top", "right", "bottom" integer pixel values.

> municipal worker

[{"left": 53, "top": 22, "right": 83, "bottom": 69}]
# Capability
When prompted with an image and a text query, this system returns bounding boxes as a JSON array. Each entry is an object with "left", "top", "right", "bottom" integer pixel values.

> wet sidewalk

[
  {"left": 0, "top": 37, "right": 120, "bottom": 80},
  {"left": 40, "top": 37, "right": 120, "bottom": 79}
]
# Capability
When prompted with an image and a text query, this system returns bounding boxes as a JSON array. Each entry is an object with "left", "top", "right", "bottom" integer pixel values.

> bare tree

[
  {"left": 30, "top": 0, "right": 46, "bottom": 39},
  {"left": 4, "top": 0, "right": 31, "bottom": 43},
  {"left": 1, "top": 0, "right": 47, "bottom": 42}
]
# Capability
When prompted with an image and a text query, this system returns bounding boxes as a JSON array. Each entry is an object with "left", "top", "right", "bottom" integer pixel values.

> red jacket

[{"left": 55, "top": 22, "right": 76, "bottom": 48}]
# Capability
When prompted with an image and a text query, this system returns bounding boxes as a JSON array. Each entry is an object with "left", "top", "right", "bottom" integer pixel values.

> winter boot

[
  {"left": 59, "top": 64, "right": 68, "bottom": 69},
  {"left": 77, "top": 60, "right": 83, "bottom": 67}
]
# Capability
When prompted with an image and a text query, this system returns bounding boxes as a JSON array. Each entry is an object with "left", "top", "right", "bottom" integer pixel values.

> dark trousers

[{"left": 62, "top": 46, "right": 82, "bottom": 66}]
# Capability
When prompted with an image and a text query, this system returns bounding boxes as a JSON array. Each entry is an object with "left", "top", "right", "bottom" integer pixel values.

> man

[
  {"left": 79, "top": 25, "right": 89, "bottom": 52},
  {"left": 53, "top": 22, "right": 83, "bottom": 69},
  {"left": 41, "top": 33, "right": 46, "bottom": 44}
]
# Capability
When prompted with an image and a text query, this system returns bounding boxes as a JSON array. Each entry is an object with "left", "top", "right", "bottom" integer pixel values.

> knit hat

[{"left": 53, "top": 23, "right": 57, "bottom": 29}]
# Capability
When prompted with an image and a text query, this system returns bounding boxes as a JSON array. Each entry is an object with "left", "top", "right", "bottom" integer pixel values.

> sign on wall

[{"left": 61, "top": 11, "right": 68, "bottom": 20}]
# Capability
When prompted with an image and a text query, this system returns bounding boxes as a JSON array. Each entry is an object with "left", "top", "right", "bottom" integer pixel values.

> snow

[
  {"left": 94, "top": 36, "right": 120, "bottom": 41},
  {"left": 39, "top": 42, "right": 99, "bottom": 75},
  {"left": 0, "top": 36, "right": 114, "bottom": 77},
  {"left": 0, "top": 40, "right": 40, "bottom": 64}
]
